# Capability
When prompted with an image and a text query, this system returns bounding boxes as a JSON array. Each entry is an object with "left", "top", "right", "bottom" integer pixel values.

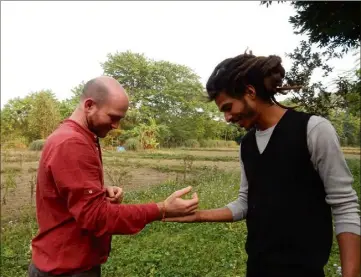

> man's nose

[
  {"left": 225, "top": 112, "right": 232, "bottom": 122},
  {"left": 111, "top": 122, "right": 119, "bottom": 129}
]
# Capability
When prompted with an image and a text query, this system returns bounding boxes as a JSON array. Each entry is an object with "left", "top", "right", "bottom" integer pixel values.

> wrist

[
  {"left": 156, "top": 202, "right": 166, "bottom": 221},
  {"left": 193, "top": 210, "right": 202, "bottom": 222}
]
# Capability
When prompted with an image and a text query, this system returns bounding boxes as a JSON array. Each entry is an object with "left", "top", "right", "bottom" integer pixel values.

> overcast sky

[{"left": 1, "top": 1, "right": 356, "bottom": 108}]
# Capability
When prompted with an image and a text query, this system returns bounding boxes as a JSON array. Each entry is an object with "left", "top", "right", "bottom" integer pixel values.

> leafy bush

[
  {"left": 28, "top": 139, "right": 45, "bottom": 151},
  {"left": 124, "top": 138, "right": 141, "bottom": 151},
  {"left": 199, "top": 139, "right": 217, "bottom": 148},
  {"left": 183, "top": 139, "right": 200, "bottom": 148}
]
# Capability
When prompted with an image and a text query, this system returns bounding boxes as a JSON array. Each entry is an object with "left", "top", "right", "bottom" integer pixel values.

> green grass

[{"left": 1, "top": 160, "right": 359, "bottom": 277}]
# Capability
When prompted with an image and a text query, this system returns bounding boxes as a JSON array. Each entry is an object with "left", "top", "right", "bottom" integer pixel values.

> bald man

[{"left": 28, "top": 76, "right": 198, "bottom": 277}]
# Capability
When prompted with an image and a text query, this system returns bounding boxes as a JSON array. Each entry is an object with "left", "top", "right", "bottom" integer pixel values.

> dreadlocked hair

[{"left": 206, "top": 51, "right": 301, "bottom": 109}]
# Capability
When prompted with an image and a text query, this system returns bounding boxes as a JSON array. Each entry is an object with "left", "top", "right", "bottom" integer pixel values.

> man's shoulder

[
  {"left": 44, "top": 122, "right": 89, "bottom": 151},
  {"left": 289, "top": 110, "right": 334, "bottom": 135},
  {"left": 307, "top": 115, "right": 334, "bottom": 135}
]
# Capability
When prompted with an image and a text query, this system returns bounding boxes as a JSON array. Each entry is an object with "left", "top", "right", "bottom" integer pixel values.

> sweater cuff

[
  {"left": 225, "top": 202, "right": 243, "bottom": 221},
  {"left": 335, "top": 222, "right": 361, "bottom": 236}
]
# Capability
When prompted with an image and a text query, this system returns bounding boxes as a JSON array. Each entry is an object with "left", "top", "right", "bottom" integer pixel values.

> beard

[
  {"left": 86, "top": 114, "right": 110, "bottom": 138},
  {"left": 232, "top": 99, "right": 258, "bottom": 131}
]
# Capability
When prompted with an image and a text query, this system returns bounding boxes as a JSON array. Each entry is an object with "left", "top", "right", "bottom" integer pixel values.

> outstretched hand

[{"left": 160, "top": 186, "right": 199, "bottom": 218}]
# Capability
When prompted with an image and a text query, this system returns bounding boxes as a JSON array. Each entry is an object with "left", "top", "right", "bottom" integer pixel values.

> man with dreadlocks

[{"left": 166, "top": 52, "right": 360, "bottom": 277}]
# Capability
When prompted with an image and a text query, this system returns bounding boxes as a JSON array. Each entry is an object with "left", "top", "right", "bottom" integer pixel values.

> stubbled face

[
  {"left": 84, "top": 93, "right": 128, "bottom": 138},
  {"left": 215, "top": 89, "right": 259, "bottom": 131}
]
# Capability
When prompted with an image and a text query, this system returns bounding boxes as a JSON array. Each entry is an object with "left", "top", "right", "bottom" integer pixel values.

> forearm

[
  {"left": 337, "top": 232, "right": 360, "bottom": 277},
  {"left": 74, "top": 197, "right": 161, "bottom": 236},
  {"left": 196, "top": 207, "right": 234, "bottom": 222}
]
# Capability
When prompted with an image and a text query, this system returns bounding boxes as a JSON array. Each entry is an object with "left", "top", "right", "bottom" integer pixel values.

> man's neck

[
  {"left": 69, "top": 108, "right": 89, "bottom": 130},
  {"left": 255, "top": 104, "right": 287, "bottom": 131}
]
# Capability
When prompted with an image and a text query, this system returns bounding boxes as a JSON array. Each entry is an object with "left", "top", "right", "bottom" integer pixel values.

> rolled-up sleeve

[{"left": 49, "top": 138, "right": 160, "bottom": 236}]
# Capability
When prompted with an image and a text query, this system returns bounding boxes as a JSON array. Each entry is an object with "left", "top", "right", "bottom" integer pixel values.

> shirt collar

[{"left": 62, "top": 119, "right": 98, "bottom": 143}]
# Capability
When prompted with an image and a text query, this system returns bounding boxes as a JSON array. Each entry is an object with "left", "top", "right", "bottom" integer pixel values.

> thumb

[
  {"left": 172, "top": 186, "right": 192, "bottom": 198},
  {"left": 115, "top": 188, "right": 123, "bottom": 198}
]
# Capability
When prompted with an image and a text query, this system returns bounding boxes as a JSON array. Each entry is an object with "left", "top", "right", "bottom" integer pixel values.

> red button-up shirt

[{"left": 31, "top": 119, "right": 160, "bottom": 275}]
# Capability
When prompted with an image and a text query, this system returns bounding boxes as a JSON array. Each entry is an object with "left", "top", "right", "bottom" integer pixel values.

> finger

[
  {"left": 186, "top": 204, "right": 198, "bottom": 214},
  {"left": 185, "top": 192, "right": 199, "bottom": 206},
  {"left": 108, "top": 197, "right": 119, "bottom": 204},
  {"left": 114, "top": 188, "right": 123, "bottom": 198},
  {"left": 172, "top": 186, "right": 192, "bottom": 198},
  {"left": 106, "top": 187, "right": 115, "bottom": 198}
]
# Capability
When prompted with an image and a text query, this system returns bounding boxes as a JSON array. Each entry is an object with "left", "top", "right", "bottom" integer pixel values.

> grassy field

[{"left": 0, "top": 148, "right": 360, "bottom": 277}]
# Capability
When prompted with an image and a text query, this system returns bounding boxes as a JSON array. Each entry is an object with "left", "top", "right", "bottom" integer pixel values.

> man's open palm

[{"left": 164, "top": 186, "right": 198, "bottom": 217}]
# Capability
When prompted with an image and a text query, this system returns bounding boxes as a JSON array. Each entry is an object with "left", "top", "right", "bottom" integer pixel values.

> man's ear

[
  {"left": 83, "top": 98, "right": 96, "bottom": 112},
  {"left": 245, "top": 85, "right": 256, "bottom": 99}
]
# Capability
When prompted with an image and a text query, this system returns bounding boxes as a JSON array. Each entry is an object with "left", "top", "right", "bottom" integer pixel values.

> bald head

[
  {"left": 80, "top": 76, "right": 128, "bottom": 106},
  {"left": 78, "top": 76, "right": 129, "bottom": 138}
]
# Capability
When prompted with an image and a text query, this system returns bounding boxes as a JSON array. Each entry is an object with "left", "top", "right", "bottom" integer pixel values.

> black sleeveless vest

[{"left": 241, "top": 109, "right": 333, "bottom": 277}]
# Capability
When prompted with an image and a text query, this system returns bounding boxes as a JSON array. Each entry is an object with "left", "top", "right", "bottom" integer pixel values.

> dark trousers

[{"left": 28, "top": 263, "right": 101, "bottom": 277}]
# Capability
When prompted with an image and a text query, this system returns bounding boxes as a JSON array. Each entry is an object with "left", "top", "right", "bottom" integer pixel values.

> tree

[
  {"left": 0, "top": 94, "right": 37, "bottom": 143},
  {"left": 333, "top": 69, "right": 361, "bottom": 118},
  {"left": 261, "top": 1, "right": 361, "bottom": 53},
  {"left": 329, "top": 109, "right": 360, "bottom": 147},
  {"left": 101, "top": 50, "right": 226, "bottom": 145},
  {"left": 282, "top": 40, "right": 337, "bottom": 118},
  {"left": 59, "top": 82, "right": 85, "bottom": 120},
  {"left": 28, "top": 90, "right": 61, "bottom": 139},
  {"left": 101, "top": 51, "right": 206, "bottom": 120}
]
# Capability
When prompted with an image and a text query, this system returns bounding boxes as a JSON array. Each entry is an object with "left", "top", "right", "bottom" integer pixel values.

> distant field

[
  {"left": 0, "top": 147, "right": 360, "bottom": 277},
  {"left": 0, "top": 147, "right": 359, "bottom": 219}
]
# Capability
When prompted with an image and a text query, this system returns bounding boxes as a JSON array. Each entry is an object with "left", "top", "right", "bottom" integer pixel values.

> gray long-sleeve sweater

[{"left": 226, "top": 115, "right": 360, "bottom": 236}]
